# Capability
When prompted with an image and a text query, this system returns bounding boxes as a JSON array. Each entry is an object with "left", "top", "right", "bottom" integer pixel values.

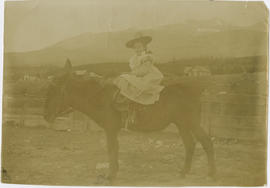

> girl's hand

[
  {"left": 131, "top": 68, "right": 148, "bottom": 77},
  {"left": 122, "top": 72, "right": 130, "bottom": 75},
  {"left": 129, "top": 54, "right": 153, "bottom": 77},
  {"left": 141, "top": 55, "right": 153, "bottom": 63}
]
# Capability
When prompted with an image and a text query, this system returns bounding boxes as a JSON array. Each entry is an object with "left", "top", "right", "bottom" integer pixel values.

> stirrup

[
  {"left": 125, "top": 105, "right": 136, "bottom": 129},
  {"left": 123, "top": 111, "right": 132, "bottom": 131},
  {"left": 124, "top": 118, "right": 129, "bottom": 131}
]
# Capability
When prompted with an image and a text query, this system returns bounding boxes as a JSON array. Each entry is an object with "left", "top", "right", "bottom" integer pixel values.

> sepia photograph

[{"left": 1, "top": 0, "right": 269, "bottom": 186}]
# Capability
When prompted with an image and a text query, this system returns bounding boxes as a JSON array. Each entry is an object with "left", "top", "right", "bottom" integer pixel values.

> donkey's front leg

[{"left": 105, "top": 129, "right": 119, "bottom": 182}]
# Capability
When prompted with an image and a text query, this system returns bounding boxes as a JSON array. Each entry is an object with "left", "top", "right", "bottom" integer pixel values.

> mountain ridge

[{"left": 4, "top": 20, "right": 267, "bottom": 67}]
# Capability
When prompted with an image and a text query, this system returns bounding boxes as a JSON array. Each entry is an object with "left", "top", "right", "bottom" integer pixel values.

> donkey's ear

[{"left": 64, "top": 58, "right": 72, "bottom": 72}]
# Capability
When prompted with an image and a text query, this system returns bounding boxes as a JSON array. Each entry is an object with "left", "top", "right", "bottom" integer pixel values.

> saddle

[
  {"left": 80, "top": 71, "right": 204, "bottom": 129},
  {"left": 112, "top": 73, "right": 180, "bottom": 129},
  {"left": 113, "top": 90, "right": 147, "bottom": 129}
]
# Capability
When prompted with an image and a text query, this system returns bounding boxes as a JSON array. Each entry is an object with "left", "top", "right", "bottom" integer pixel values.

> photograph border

[{"left": 0, "top": 0, "right": 268, "bottom": 187}]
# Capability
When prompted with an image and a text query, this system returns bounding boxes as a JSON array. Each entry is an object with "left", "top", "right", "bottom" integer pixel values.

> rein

[
  {"left": 47, "top": 72, "right": 118, "bottom": 119},
  {"left": 48, "top": 79, "right": 72, "bottom": 117}
]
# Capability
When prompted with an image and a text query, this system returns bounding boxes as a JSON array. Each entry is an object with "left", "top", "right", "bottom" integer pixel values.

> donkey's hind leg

[
  {"left": 192, "top": 125, "right": 216, "bottom": 178},
  {"left": 177, "top": 125, "right": 196, "bottom": 177}
]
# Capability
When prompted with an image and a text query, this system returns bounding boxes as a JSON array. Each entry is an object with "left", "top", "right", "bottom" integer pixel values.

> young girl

[{"left": 114, "top": 33, "right": 164, "bottom": 106}]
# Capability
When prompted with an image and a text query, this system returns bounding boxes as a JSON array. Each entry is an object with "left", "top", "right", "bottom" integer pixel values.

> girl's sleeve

[{"left": 132, "top": 55, "right": 153, "bottom": 76}]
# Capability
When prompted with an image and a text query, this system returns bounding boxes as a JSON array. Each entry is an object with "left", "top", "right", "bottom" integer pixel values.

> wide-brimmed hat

[{"left": 126, "top": 32, "right": 152, "bottom": 48}]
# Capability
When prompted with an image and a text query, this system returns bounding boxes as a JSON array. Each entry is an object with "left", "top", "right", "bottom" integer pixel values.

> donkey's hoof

[
  {"left": 207, "top": 173, "right": 217, "bottom": 182},
  {"left": 94, "top": 174, "right": 112, "bottom": 185},
  {"left": 103, "top": 179, "right": 113, "bottom": 186},
  {"left": 106, "top": 177, "right": 116, "bottom": 185},
  {"left": 180, "top": 173, "right": 186, "bottom": 178},
  {"left": 178, "top": 170, "right": 187, "bottom": 178}
]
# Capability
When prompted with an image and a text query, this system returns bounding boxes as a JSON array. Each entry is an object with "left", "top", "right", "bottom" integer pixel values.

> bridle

[
  {"left": 47, "top": 78, "right": 74, "bottom": 117},
  {"left": 46, "top": 72, "right": 109, "bottom": 118}
]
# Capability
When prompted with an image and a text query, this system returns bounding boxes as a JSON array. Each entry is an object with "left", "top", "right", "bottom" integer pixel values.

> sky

[{"left": 4, "top": 0, "right": 268, "bottom": 52}]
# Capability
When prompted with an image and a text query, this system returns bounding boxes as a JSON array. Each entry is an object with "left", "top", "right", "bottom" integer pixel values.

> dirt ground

[{"left": 1, "top": 124, "right": 266, "bottom": 186}]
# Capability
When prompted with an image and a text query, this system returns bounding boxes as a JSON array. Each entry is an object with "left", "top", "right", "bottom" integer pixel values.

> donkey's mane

[
  {"left": 67, "top": 75, "right": 118, "bottom": 106},
  {"left": 70, "top": 76, "right": 104, "bottom": 94}
]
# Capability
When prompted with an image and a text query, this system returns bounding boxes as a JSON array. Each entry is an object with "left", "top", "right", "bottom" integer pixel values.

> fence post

[{"left": 20, "top": 92, "right": 27, "bottom": 127}]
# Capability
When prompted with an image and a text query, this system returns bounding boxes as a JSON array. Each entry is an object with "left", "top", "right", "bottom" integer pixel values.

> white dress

[{"left": 114, "top": 51, "right": 164, "bottom": 105}]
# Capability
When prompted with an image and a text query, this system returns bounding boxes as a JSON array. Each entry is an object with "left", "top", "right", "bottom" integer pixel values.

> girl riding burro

[{"left": 114, "top": 33, "right": 164, "bottom": 128}]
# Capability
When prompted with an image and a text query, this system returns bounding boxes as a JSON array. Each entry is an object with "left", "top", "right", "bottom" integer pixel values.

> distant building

[
  {"left": 22, "top": 74, "right": 41, "bottom": 81},
  {"left": 184, "top": 66, "right": 211, "bottom": 77},
  {"left": 47, "top": 75, "right": 54, "bottom": 80},
  {"left": 75, "top": 70, "right": 87, "bottom": 75}
]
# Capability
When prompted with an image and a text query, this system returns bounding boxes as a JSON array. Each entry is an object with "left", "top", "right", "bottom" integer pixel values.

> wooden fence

[
  {"left": 3, "top": 72, "right": 267, "bottom": 141},
  {"left": 200, "top": 91, "right": 267, "bottom": 141}
]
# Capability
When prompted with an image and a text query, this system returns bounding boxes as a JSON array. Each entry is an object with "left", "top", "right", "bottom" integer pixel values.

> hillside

[{"left": 4, "top": 20, "right": 268, "bottom": 67}]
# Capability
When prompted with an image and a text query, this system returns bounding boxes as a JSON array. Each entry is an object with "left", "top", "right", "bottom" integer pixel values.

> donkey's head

[{"left": 44, "top": 59, "right": 73, "bottom": 123}]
